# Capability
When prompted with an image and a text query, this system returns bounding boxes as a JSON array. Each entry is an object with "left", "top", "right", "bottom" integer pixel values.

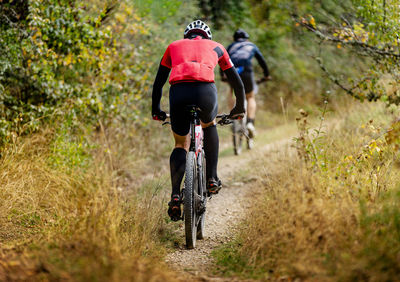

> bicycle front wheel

[{"left": 184, "top": 151, "right": 198, "bottom": 249}]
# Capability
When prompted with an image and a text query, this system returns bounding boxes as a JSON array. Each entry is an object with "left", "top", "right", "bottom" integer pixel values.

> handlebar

[
  {"left": 216, "top": 114, "right": 232, "bottom": 125},
  {"left": 216, "top": 114, "right": 245, "bottom": 125},
  {"left": 155, "top": 113, "right": 238, "bottom": 126}
]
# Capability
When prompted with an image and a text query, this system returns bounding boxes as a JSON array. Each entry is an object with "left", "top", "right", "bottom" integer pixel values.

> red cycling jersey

[{"left": 161, "top": 36, "right": 233, "bottom": 84}]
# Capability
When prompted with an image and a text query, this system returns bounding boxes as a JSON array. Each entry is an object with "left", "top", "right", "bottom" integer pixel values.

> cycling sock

[
  {"left": 203, "top": 125, "right": 219, "bottom": 180},
  {"left": 247, "top": 118, "right": 255, "bottom": 125},
  {"left": 170, "top": 147, "right": 187, "bottom": 196}
]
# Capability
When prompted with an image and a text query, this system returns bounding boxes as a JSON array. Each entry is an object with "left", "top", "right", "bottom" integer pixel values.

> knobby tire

[{"left": 184, "top": 151, "right": 197, "bottom": 249}]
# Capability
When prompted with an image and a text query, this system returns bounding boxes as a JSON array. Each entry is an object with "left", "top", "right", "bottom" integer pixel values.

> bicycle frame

[
  {"left": 188, "top": 108, "right": 204, "bottom": 157},
  {"left": 187, "top": 106, "right": 206, "bottom": 210}
]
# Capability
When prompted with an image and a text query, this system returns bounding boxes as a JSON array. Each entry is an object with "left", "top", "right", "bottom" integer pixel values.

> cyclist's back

[
  {"left": 228, "top": 40, "right": 260, "bottom": 72},
  {"left": 227, "top": 29, "right": 269, "bottom": 94},
  {"left": 162, "top": 38, "right": 232, "bottom": 84}
]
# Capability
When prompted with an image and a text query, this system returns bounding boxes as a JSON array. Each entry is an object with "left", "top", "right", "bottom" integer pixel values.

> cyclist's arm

[
  {"left": 152, "top": 63, "right": 170, "bottom": 115},
  {"left": 219, "top": 44, "right": 234, "bottom": 82},
  {"left": 254, "top": 48, "right": 270, "bottom": 77},
  {"left": 224, "top": 67, "right": 245, "bottom": 111},
  {"left": 217, "top": 44, "right": 245, "bottom": 113},
  {"left": 152, "top": 45, "right": 172, "bottom": 115}
]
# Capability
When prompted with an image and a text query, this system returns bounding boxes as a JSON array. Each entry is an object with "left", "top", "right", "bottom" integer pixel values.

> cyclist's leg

[
  {"left": 246, "top": 91, "right": 256, "bottom": 122},
  {"left": 246, "top": 91, "right": 256, "bottom": 140},
  {"left": 169, "top": 133, "right": 189, "bottom": 197},
  {"left": 240, "top": 71, "right": 257, "bottom": 124},
  {"left": 168, "top": 134, "right": 187, "bottom": 221},
  {"left": 169, "top": 84, "right": 192, "bottom": 198},
  {"left": 202, "top": 120, "right": 222, "bottom": 192},
  {"left": 195, "top": 83, "right": 221, "bottom": 192},
  {"left": 201, "top": 120, "right": 218, "bottom": 181}
]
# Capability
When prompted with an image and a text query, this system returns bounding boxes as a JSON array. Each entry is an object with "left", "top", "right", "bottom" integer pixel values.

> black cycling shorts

[
  {"left": 169, "top": 82, "right": 218, "bottom": 136},
  {"left": 240, "top": 70, "right": 258, "bottom": 94}
]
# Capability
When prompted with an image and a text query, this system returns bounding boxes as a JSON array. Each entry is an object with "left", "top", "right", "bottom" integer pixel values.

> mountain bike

[
  {"left": 163, "top": 107, "right": 232, "bottom": 249},
  {"left": 231, "top": 77, "right": 270, "bottom": 155}
]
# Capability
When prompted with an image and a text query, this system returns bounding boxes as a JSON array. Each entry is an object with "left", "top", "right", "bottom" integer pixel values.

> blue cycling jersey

[
  {"left": 228, "top": 41, "right": 258, "bottom": 68},
  {"left": 226, "top": 39, "right": 269, "bottom": 76}
]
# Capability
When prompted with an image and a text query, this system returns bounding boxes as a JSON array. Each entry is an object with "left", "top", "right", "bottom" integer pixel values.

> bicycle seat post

[
  {"left": 187, "top": 105, "right": 200, "bottom": 121},
  {"left": 187, "top": 105, "right": 201, "bottom": 152}
]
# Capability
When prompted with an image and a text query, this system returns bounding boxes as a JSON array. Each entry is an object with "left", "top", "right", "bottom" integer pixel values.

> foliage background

[
  {"left": 1, "top": 0, "right": 376, "bottom": 147},
  {"left": 1, "top": 0, "right": 400, "bottom": 280}
]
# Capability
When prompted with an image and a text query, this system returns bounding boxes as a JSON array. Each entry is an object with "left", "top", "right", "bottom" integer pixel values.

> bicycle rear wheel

[{"left": 184, "top": 151, "right": 198, "bottom": 249}]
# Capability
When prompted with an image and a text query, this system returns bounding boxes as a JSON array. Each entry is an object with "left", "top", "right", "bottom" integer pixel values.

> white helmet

[{"left": 184, "top": 20, "right": 212, "bottom": 40}]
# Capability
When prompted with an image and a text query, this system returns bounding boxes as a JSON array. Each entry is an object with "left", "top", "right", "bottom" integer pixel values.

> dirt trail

[{"left": 165, "top": 130, "right": 291, "bottom": 281}]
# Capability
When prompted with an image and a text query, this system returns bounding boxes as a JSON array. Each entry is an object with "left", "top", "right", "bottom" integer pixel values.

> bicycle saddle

[{"left": 185, "top": 105, "right": 202, "bottom": 113}]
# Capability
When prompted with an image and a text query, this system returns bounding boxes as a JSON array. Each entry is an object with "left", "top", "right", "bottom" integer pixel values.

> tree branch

[{"left": 295, "top": 17, "right": 400, "bottom": 61}]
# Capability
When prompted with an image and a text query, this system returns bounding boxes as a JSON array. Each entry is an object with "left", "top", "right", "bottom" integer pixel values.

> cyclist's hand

[
  {"left": 229, "top": 106, "right": 245, "bottom": 120},
  {"left": 152, "top": 110, "right": 167, "bottom": 121},
  {"left": 256, "top": 76, "right": 270, "bottom": 84}
]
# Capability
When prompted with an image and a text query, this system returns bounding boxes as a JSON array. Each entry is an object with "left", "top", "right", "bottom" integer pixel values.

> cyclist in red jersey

[{"left": 152, "top": 20, "right": 245, "bottom": 221}]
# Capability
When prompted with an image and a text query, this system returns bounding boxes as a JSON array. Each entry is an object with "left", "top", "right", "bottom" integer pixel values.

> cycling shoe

[
  {"left": 207, "top": 178, "right": 222, "bottom": 195},
  {"left": 168, "top": 194, "right": 182, "bottom": 221},
  {"left": 247, "top": 137, "right": 254, "bottom": 150},
  {"left": 246, "top": 122, "right": 256, "bottom": 139}
]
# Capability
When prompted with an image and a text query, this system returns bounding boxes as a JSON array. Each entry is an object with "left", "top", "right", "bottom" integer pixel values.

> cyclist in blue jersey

[{"left": 223, "top": 29, "right": 271, "bottom": 141}]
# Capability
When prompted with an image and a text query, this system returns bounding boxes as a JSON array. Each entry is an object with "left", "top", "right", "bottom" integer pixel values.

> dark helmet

[
  {"left": 234, "top": 29, "right": 249, "bottom": 41},
  {"left": 184, "top": 20, "right": 212, "bottom": 40}
]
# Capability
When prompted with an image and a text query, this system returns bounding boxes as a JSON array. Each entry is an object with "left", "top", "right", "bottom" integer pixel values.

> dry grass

[
  {"left": 215, "top": 102, "right": 400, "bottom": 280},
  {"left": 0, "top": 124, "right": 177, "bottom": 281}
]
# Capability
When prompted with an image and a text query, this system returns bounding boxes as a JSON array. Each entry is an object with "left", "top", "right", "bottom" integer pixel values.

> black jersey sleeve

[
  {"left": 224, "top": 67, "right": 245, "bottom": 111},
  {"left": 254, "top": 48, "right": 269, "bottom": 77},
  {"left": 152, "top": 63, "right": 171, "bottom": 114}
]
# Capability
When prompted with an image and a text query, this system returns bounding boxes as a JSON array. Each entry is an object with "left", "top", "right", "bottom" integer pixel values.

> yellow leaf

[{"left": 310, "top": 16, "right": 316, "bottom": 28}]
